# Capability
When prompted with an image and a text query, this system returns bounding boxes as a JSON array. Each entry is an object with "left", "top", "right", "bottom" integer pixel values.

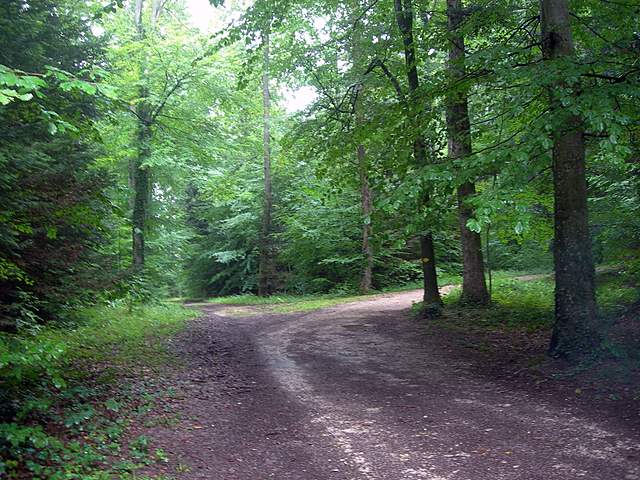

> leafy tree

[
  {"left": 0, "top": 0, "right": 113, "bottom": 331},
  {"left": 1, "top": 0, "right": 639, "bottom": 360},
  {"left": 445, "top": 0, "right": 489, "bottom": 305},
  {"left": 393, "top": 0, "right": 442, "bottom": 307},
  {"left": 258, "top": 14, "right": 275, "bottom": 296}
]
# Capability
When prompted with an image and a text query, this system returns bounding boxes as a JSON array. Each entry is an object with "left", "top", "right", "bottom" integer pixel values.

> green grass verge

[
  {"left": 202, "top": 273, "right": 463, "bottom": 314},
  {"left": 199, "top": 271, "right": 564, "bottom": 321},
  {"left": 270, "top": 295, "right": 369, "bottom": 313},
  {"left": 438, "top": 269, "right": 638, "bottom": 333},
  {"left": 59, "top": 303, "right": 195, "bottom": 368},
  {"left": 0, "top": 303, "right": 196, "bottom": 479},
  {"left": 197, "top": 293, "right": 380, "bottom": 314}
]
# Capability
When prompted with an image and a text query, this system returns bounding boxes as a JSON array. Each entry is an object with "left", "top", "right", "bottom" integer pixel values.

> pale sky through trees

[{"left": 186, "top": 0, "right": 317, "bottom": 112}]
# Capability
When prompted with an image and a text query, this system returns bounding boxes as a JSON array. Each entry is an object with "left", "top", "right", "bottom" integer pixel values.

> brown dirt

[{"left": 135, "top": 290, "right": 640, "bottom": 480}]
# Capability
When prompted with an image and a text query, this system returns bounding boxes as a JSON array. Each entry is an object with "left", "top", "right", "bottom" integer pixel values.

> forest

[{"left": 1, "top": 0, "right": 639, "bottom": 478}]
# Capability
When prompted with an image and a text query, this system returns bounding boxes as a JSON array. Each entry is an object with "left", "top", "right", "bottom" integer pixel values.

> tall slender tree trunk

[
  {"left": 131, "top": 0, "right": 151, "bottom": 272},
  {"left": 540, "top": 0, "right": 599, "bottom": 358},
  {"left": 394, "top": 0, "right": 441, "bottom": 306},
  {"left": 258, "top": 28, "right": 274, "bottom": 296},
  {"left": 358, "top": 144, "right": 374, "bottom": 294},
  {"left": 446, "top": 0, "right": 489, "bottom": 305},
  {"left": 132, "top": 122, "right": 151, "bottom": 270},
  {"left": 351, "top": 1, "right": 374, "bottom": 294}
]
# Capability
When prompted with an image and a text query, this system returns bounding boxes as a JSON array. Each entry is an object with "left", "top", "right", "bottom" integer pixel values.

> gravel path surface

[{"left": 141, "top": 290, "right": 640, "bottom": 480}]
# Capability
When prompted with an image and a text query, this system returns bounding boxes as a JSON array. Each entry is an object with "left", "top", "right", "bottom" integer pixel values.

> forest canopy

[
  {"left": 0, "top": 0, "right": 639, "bottom": 353},
  {"left": 1, "top": 0, "right": 640, "bottom": 477}
]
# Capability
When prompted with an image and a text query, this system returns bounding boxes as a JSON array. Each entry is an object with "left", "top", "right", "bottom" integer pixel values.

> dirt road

[{"left": 143, "top": 291, "right": 640, "bottom": 480}]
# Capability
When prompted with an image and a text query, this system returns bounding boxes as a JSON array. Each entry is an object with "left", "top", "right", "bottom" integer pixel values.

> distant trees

[
  {"left": 349, "top": 0, "right": 374, "bottom": 295},
  {"left": 128, "top": 0, "right": 201, "bottom": 272},
  {"left": 1, "top": 0, "right": 639, "bottom": 361},
  {"left": 258, "top": 23, "right": 275, "bottom": 296},
  {"left": 131, "top": 0, "right": 152, "bottom": 271}
]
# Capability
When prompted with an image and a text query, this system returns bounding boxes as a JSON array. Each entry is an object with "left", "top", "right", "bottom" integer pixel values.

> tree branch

[{"left": 365, "top": 58, "right": 406, "bottom": 102}]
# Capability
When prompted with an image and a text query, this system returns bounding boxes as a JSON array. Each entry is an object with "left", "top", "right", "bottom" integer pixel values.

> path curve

[{"left": 143, "top": 290, "right": 640, "bottom": 480}]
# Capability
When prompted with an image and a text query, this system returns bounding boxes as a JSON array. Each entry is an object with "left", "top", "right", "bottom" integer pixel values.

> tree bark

[
  {"left": 132, "top": 122, "right": 151, "bottom": 271},
  {"left": 630, "top": 129, "right": 640, "bottom": 198},
  {"left": 258, "top": 27, "right": 274, "bottom": 296},
  {"left": 446, "top": 0, "right": 489, "bottom": 305},
  {"left": 134, "top": 0, "right": 144, "bottom": 35},
  {"left": 394, "top": 0, "right": 441, "bottom": 306},
  {"left": 131, "top": 0, "right": 150, "bottom": 272},
  {"left": 540, "top": 0, "right": 599, "bottom": 358},
  {"left": 358, "top": 144, "right": 374, "bottom": 294},
  {"left": 351, "top": 0, "right": 374, "bottom": 294},
  {"left": 151, "top": 0, "right": 163, "bottom": 26}
]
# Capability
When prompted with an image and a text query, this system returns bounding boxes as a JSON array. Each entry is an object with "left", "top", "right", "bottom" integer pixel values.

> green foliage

[
  {"left": 0, "top": 0, "right": 639, "bottom": 475},
  {"left": 0, "top": 0, "right": 116, "bottom": 331},
  {"left": 444, "top": 277, "right": 556, "bottom": 332},
  {"left": 437, "top": 270, "right": 638, "bottom": 333},
  {"left": 0, "top": 302, "right": 195, "bottom": 478}
]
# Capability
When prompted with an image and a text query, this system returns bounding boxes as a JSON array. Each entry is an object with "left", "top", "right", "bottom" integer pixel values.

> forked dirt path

[{"left": 142, "top": 290, "right": 640, "bottom": 480}]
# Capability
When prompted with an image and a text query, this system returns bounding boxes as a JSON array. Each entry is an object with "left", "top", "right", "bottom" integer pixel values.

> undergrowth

[
  {"left": 0, "top": 303, "right": 195, "bottom": 479},
  {"left": 431, "top": 269, "right": 638, "bottom": 334}
]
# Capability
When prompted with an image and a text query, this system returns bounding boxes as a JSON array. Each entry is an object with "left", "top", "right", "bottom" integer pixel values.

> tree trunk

[
  {"left": 394, "top": 0, "right": 441, "bottom": 306},
  {"left": 131, "top": 0, "right": 150, "bottom": 272},
  {"left": 151, "top": 0, "right": 163, "bottom": 25},
  {"left": 134, "top": 0, "right": 144, "bottom": 36},
  {"left": 358, "top": 144, "right": 374, "bottom": 294},
  {"left": 258, "top": 28, "right": 273, "bottom": 296},
  {"left": 540, "top": 0, "right": 599, "bottom": 358},
  {"left": 446, "top": 0, "right": 489, "bottom": 305},
  {"left": 132, "top": 122, "right": 151, "bottom": 271},
  {"left": 351, "top": 0, "right": 374, "bottom": 294},
  {"left": 457, "top": 182, "right": 489, "bottom": 303}
]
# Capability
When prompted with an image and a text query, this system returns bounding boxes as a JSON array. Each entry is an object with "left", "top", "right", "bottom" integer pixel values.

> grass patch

[
  {"left": 0, "top": 302, "right": 196, "bottom": 479},
  {"left": 442, "top": 277, "right": 555, "bottom": 332},
  {"left": 379, "top": 273, "right": 462, "bottom": 294},
  {"left": 596, "top": 270, "right": 639, "bottom": 315},
  {"left": 202, "top": 274, "right": 463, "bottom": 314},
  {"left": 435, "top": 268, "right": 638, "bottom": 333},
  {"left": 204, "top": 294, "right": 317, "bottom": 306},
  {"left": 59, "top": 303, "right": 195, "bottom": 368},
  {"left": 200, "top": 293, "right": 377, "bottom": 314},
  {"left": 270, "top": 295, "right": 368, "bottom": 313}
]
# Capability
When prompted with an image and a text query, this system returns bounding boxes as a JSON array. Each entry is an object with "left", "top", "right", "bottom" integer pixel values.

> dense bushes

[{"left": 0, "top": 0, "right": 113, "bottom": 331}]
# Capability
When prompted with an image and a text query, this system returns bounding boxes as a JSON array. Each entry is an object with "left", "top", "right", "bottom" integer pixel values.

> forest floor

[{"left": 131, "top": 286, "right": 640, "bottom": 480}]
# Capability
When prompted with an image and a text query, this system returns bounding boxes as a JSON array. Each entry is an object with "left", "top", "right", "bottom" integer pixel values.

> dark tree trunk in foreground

[
  {"left": 540, "top": 0, "right": 599, "bottom": 358},
  {"left": 258, "top": 28, "right": 274, "bottom": 296},
  {"left": 394, "top": 0, "right": 441, "bottom": 306},
  {"left": 446, "top": 0, "right": 489, "bottom": 305}
]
